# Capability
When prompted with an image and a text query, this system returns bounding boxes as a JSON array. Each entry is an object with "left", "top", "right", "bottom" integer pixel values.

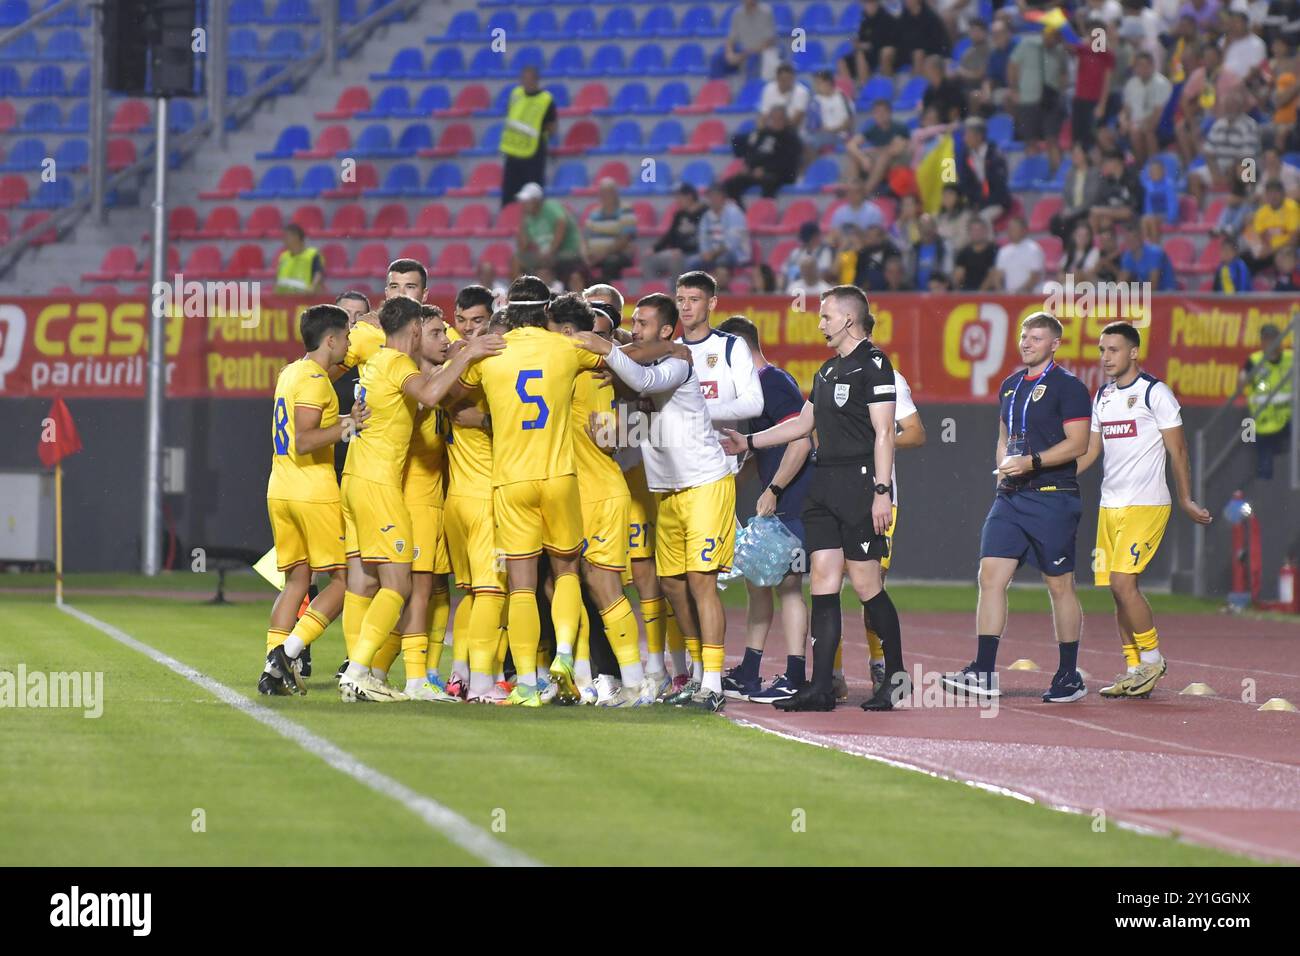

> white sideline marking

[{"left": 61, "top": 604, "right": 541, "bottom": 868}]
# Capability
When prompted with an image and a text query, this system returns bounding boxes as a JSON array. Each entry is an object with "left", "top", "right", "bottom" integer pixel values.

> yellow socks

[
  {"left": 507, "top": 589, "right": 540, "bottom": 684},
  {"left": 451, "top": 591, "right": 473, "bottom": 673},
  {"left": 864, "top": 625, "right": 884, "bottom": 662},
  {"left": 342, "top": 591, "right": 372, "bottom": 659},
  {"left": 401, "top": 633, "right": 428, "bottom": 682},
  {"left": 427, "top": 586, "right": 450, "bottom": 671},
  {"left": 601, "top": 596, "right": 641, "bottom": 683},
  {"left": 1122, "top": 642, "right": 1140, "bottom": 669},
  {"left": 1133, "top": 627, "right": 1160, "bottom": 663},
  {"left": 641, "top": 596, "right": 666, "bottom": 657},
  {"left": 266, "top": 627, "right": 290, "bottom": 653},
  {"left": 468, "top": 591, "right": 504, "bottom": 679},
  {"left": 371, "top": 630, "right": 401, "bottom": 674},
  {"left": 354, "top": 588, "right": 406, "bottom": 667},
  {"left": 289, "top": 607, "right": 330, "bottom": 647},
  {"left": 551, "top": 572, "right": 582, "bottom": 656},
  {"left": 702, "top": 643, "right": 726, "bottom": 694}
]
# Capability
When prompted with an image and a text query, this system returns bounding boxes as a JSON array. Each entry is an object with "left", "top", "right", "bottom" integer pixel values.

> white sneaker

[
  {"left": 575, "top": 675, "right": 596, "bottom": 705},
  {"left": 407, "top": 681, "right": 461, "bottom": 702},
  {"left": 647, "top": 669, "right": 672, "bottom": 700},
  {"left": 597, "top": 676, "right": 657, "bottom": 707},
  {"left": 339, "top": 672, "right": 408, "bottom": 703},
  {"left": 538, "top": 675, "right": 559, "bottom": 704},
  {"left": 593, "top": 673, "right": 622, "bottom": 705}
]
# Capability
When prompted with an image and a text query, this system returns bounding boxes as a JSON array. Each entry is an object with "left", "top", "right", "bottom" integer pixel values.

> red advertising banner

[{"left": 0, "top": 293, "right": 1294, "bottom": 403}]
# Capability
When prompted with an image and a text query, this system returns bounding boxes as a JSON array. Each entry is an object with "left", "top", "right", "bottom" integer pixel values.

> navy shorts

[{"left": 979, "top": 491, "right": 1081, "bottom": 576}]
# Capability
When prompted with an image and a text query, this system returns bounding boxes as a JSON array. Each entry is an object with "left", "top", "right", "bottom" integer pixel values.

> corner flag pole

[{"left": 55, "top": 460, "right": 63, "bottom": 607}]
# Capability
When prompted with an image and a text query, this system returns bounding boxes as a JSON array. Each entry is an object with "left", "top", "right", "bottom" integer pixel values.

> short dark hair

[
  {"left": 378, "top": 295, "right": 423, "bottom": 335},
  {"left": 335, "top": 290, "right": 370, "bottom": 311},
  {"left": 420, "top": 304, "right": 444, "bottom": 322},
  {"left": 675, "top": 270, "right": 717, "bottom": 298},
  {"left": 636, "top": 292, "right": 678, "bottom": 331},
  {"left": 387, "top": 258, "right": 428, "bottom": 292},
  {"left": 300, "top": 304, "right": 349, "bottom": 350},
  {"left": 455, "top": 284, "right": 495, "bottom": 313},
  {"left": 487, "top": 309, "right": 510, "bottom": 333},
  {"left": 824, "top": 284, "right": 873, "bottom": 335},
  {"left": 1101, "top": 321, "right": 1141, "bottom": 349},
  {"left": 507, "top": 274, "right": 552, "bottom": 329},
  {"left": 717, "top": 315, "right": 759, "bottom": 355},
  {"left": 284, "top": 223, "right": 305, "bottom": 241},
  {"left": 547, "top": 292, "right": 595, "bottom": 332}
]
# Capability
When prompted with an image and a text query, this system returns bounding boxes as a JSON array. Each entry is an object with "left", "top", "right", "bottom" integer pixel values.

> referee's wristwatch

[{"left": 873, "top": 482, "right": 892, "bottom": 496}]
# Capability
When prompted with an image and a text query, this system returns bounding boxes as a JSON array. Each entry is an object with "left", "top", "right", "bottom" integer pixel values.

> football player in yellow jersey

[
  {"left": 447, "top": 276, "right": 604, "bottom": 707},
  {"left": 337, "top": 295, "right": 503, "bottom": 703},
  {"left": 260, "top": 304, "right": 370, "bottom": 695}
]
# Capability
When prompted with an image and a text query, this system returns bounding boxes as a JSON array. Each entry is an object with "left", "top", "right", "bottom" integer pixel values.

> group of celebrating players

[{"left": 257, "top": 252, "right": 1212, "bottom": 715}]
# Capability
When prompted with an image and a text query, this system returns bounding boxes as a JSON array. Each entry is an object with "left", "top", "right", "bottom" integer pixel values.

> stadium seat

[
  {"left": 168, "top": 99, "right": 196, "bottom": 134},
  {"left": 630, "top": 45, "right": 667, "bottom": 76},
  {"left": 394, "top": 203, "right": 450, "bottom": 238},
  {"left": 483, "top": 84, "right": 515, "bottom": 116},
  {"left": 24, "top": 65, "right": 68, "bottom": 97},
  {"left": 20, "top": 211, "right": 56, "bottom": 244},
  {"left": 483, "top": 202, "right": 521, "bottom": 238},
  {"left": 1164, "top": 236, "right": 1195, "bottom": 273},
  {"left": 229, "top": 0, "right": 264, "bottom": 24},
  {"left": 1010, "top": 155, "right": 1050, "bottom": 191},
  {"left": 642, "top": 7, "right": 677, "bottom": 37},
  {"left": 986, "top": 113, "right": 1017, "bottom": 149},
  {"left": 371, "top": 47, "right": 426, "bottom": 81},
  {"left": 434, "top": 10, "right": 479, "bottom": 42},
  {"left": 0, "top": 66, "right": 20, "bottom": 98},
  {"left": 767, "top": 239, "right": 799, "bottom": 271},
  {"left": 429, "top": 46, "right": 466, "bottom": 78},
  {"left": 243, "top": 204, "right": 284, "bottom": 238},
  {"left": 894, "top": 75, "right": 928, "bottom": 112},
  {"left": 745, "top": 198, "right": 779, "bottom": 234},
  {"left": 561, "top": 8, "right": 597, "bottom": 38},
  {"left": 291, "top": 163, "right": 334, "bottom": 198},
  {"left": 264, "top": 29, "right": 303, "bottom": 60},
  {"left": 462, "top": 121, "right": 502, "bottom": 156},
  {"left": 315, "top": 85, "right": 370, "bottom": 120},
  {"left": 1037, "top": 235, "right": 1063, "bottom": 270},
  {"left": 106, "top": 138, "right": 137, "bottom": 171},
  {"left": 295, "top": 124, "right": 350, "bottom": 159},
  {"left": 50, "top": 137, "right": 84, "bottom": 172},
  {"left": 323, "top": 162, "right": 378, "bottom": 199},
  {"left": 668, "top": 43, "right": 707, "bottom": 75},
  {"left": 466, "top": 47, "right": 510, "bottom": 80},
  {"left": 195, "top": 205, "right": 241, "bottom": 239},
  {"left": 423, "top": 122, "right": 473, "bottom": 157},
  {"left": 648, "top": 82, "right": 691, "bottom": 115},
  {"left": 421, "top": 163, "right": 463, "bottom": 196},
  {"left": 436, "top": 84, "right": 489, "bottom": 118},
  {"left": 573, "top": 160, "right": 631, "bottom": 196},
  {"left": 484, "top": 11, "right": 517, "bottom": 36},
  {"left": 256, "top": 63, "right": 297, "bottom": 96},
  {"left": 601, "top": 7, "right": 636, "bottom": 37},
  {"left": 672, "top": 119, "right": 727, "bottom": 154},
  {"left": 791, "top": 40, "right": 828, "bottom": 73},
  {"left": 228, "top": 243, "right": 271, "bottom": 279},
  {"left": 338, "top": 242, "right": 390, "bottom": 278},
  {"left": 182, "top": 245, "right": 224, "bottom": 279},
  {"left": 364, "top": 163, "right": 419, "bottom": 197},
  {"left": 550, "top": 161, "right": 589, "bottom": 196},
  {"left": 395, "top": 241, "right": 433, "bottom": 267},
  {"left": 722, "top": 79, "right": 765, "bottom": 114},
  {"left": 549, "top": 44, "right": 585, "bottom": 78},
  {"left": 647, "top": 119, "right": 686, "bottom": 152},
  {"left": 679, "top": 5, "right": 716, "bottom": 36},
  {"left": 408, "top": 84, "right": 451, "bottom": 116},
  {"left": 593, "top": 120, "right": 643, "bottom": 154},
  {"left": 586, "top": 44, "right": 627, "bottom": 77},
  {"left": 24, "top": 177, "right": 72, "bottom": 208},
  {"left": 241, "top": 164, "right": 296, "bottom": 199},
  {"left": 82, "top": 245, "right": 140, "bottom": 283},
  {"left": 510, "top": 45, "right": 545, "bottom": 74},
  {"left": 228, "top": 28, "right": 261, "bottom": 60},
  {"left": 320, "top": 203, "right": 368, "bottom": 238},
  {"left": 226, "top": 64, "right": 248, "bottom": 98},
  {"left": 61, "top": 100, "right": 88, "bottom": 133},
  {"left": 255, "top": 124, "right": 310, "bottom": 160},
  {"left": 1167, "top": 194, "right": 1198, "bottom": 232},
  {"left": 598, "top": 83, "right": 650, "bottom": 116},
  {"left": 352, "top": 123, "right": 397, "bottom": 158},
  {"left": 290, "top": 204, "right": 325, "bottom": 233},
  {"left": 770, "top": 199, "right": 819, "bottom": 236},
  {"left": 356, "top": 85, "right": 412, "bottom": 119},
  {"left": 436, "top": 203, "right": 491, "bottom": 238},
  {"left": 482, "top": 242, "right": 513, "bottom": 275},
  {"left": 676, "top": 79, "right": 730, "bottom": 114},
  {"left": 0, "top": 100, "right": 15, "bottom": 132},
  {"left": 433, "top": 242, "right": 474, "bottom": 277},
  {"left": 631, "top": 200, "right": 659, "bottom": 234},
  {"left": 168, "top": 205, "right": 200, "bottom": 239},
  {"left": 673, "top": 159, "right": 711, "bottom": 191},
  {"left": 1, "top": 137, "right": 45, "bottom": 171},
  {"left": 855, "top": 76, "right": 895, "bottom": 111},
  {"left": 1192, "top": 197, "right": 1227, "bottom": 234},
  {"left": 553, "top": 120, "right": 600, "bottom": 156},
  {"left": 41, "top": 29, "right": 86, "bottom": 61},
  {"left": 0, "top": 174, "right": 29, "bottom": 208},
  {"left": 561, "top": 82, "right": 608, "bottom": 116},
  {"left": 1028, "top": 195, "right": 1062, "bottom": 233},
  {"left": 320, "top": 242, "right": 348, "bottom": 275},
  {"left": 445, "top": 162, "right": 501, "bottom": 198},
  {"left": 790, "top": 157, "right": 840, "bottom": 194},
  {"left": 0, "top": 29, "right": 36, "bottom": 60},
  {"left": 272, "top": 0, "right": 316, "bottom": 24},
  {"left": 199, "top": 165, "right": 254, "bottom": 200}
]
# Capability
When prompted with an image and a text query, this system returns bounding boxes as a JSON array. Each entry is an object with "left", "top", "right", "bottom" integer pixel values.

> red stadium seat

[
  {"left": 0, "top": 211, "right": 8, "bottom": 243},
  {"left": 1037, "top": 234, "right": 1063, "bottom": 270},
  {"left": 1195, "top": 197, "right": 1227, "bottom": 234},
  {"left": 199, "top": 165, "right": 253, "bottom": 200},
  {"left": 632, "top": 200, "right": 658, "bottom": 233},
  {"left": 20, "top": 212, "right": 57, "bottom": 245},
  {"left": 483, "top": 201, "right": 521, "bottom": 238},
  {"left": 552, "top": 120, "right": 599, "bottom": 156},
  {"left": 671, "top": 119, "right": 727, "bottom": 154},
  {"left": 1028, "top": 195, "right": 1061, "bottom": 233},
  {"left": 1192, "top": 238, "right": 1220, "bottom": 275},
  {"left": 1164, "top": 236, "right": 1195, "bottom": 273},
  {"left": 422, "top": 122, "right": 473, "bottom": 157},
  {"left": 106, "top": 138, "right": 137, "bottom": 171},
  {"left": 168, "top": 205, "right": 200, "bottom": 239},
  {"left": 320, "top": 242, "right": 349, "bottom": 275},
  {"left": 109, "top": 99, "right": 151, "bottom": 134},
  {"left": 560, "top": 83, "right": 609, "bottom": 117},
  {"left": 435, "top": 84, "right": 489, "bottom": 118},
  {"left": 295, "top": 124, "right": 351, "bottom": 159},
  {"left": 767, "top": 239, "right": 798, "bottom": 271},
  {"left": 481, "top": 242, "right": 512, "bottom": 275},
  {"left": 339, "top": 242, "right": 391, "bottom": 278},
  {"left": 434, "top": 202, "right": 491, "bottom": 237},
  {"left": 675, "top": 80, "right": 731, "bottom": 115},
  {"left": 228, "top": 243, "right": 271, "bottom": 279},
  {"left": 427, "top": 282, "right": 458, "bottom": 299},
  {"left": 366, "top": 203, "right": 410, "bottom": 237},
  {"left": 0, "top": 101, "right": 15, "bottom": 134},
  {"left": 82, "top": 245, "right": 140, "bottom": 282},
  {"left": 320, "top": 202, "right": 368, "bottom": 238},
  {"left": 572, "top": 160, "right": 630, "bottom": 196},
  {"left": 445, "top": 162, "right": 501, "bottom": 197},
  {"left": 395, "top": 241, "right": 432, "bottom": 265},
  {"left": 182, "top": 244, "right": 224, "bottom": 280},
  {"left": 432, "top": 242, "right": 474, "bottom": 277},
  {"left": 1167, "top": 195, "right": 1198, "bottom": 233},
  {"left": 196, "top": 205, "right": 241, "bottom": 239},
  {"left": 770, "top": 199, "right": 819, "bottom": 236},
  {"left": 243, "top": 204, "right": 284, "bottom": 238},
  {"left": 393, "top": 203, "right": 450, "bottom": 237},
  {"left": 321, "top": 161, "right": 377, "bottom": 198},
  {"left": 745, "top": 197, "right": 779, "bottom": 233},
  {"left": 0, "top": 174, "right": 28, "bottom": 207},
  {"left": 315, "top": 85, "right": 370, "bottom": 120},
  {"left": 289, "top": 203, "right": 325, "bottom": 233}
]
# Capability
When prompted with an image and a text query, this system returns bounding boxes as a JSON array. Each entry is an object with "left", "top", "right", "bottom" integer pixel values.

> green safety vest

[
  {"left": 276, "top": 247, "right": 319, "bottom": 293},
  {"left": 1246, "top": 348, "right": 1293, "bottom": 435},
  {"left": 500, "top": 87, "right": 552, "bottom": 159}
]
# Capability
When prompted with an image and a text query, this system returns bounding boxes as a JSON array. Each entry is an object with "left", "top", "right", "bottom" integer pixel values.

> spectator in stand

[
  {"left": 714, "top": 263, "right": 736, "bottom": 294},
  {"left": 881, "top": 254, "right": 914, "bottom": 290},
  {"left": 984, "top": 18, "right": 1018, "bottom": 111},
  {"left": 688, "top": 183, "right": 751, "bottom": 271},
  {"left": 513, "top": 182, "right": 585, "bottom": 277},
  {"left": 841, "top": 0, "right": 898, "bottom": 84},
  {"left": 1250, "top": 179, "right": 1300, "bottom": 267},
  {"left": 1165, "top": 14, "right": 1198, "bottom": 86},
  {"left": 645, "top": 183, "right": 706, "bottom": 281},
  {"left": 894, "top": 0, "right": 951, "bottom": 74},
  {"left": 781, "top": 221, "right": 837, "bottom": 286},
  {"left": 1070, "top": 15, "right": 1116, "bottom": 148},
  {"left": 921, "top": 54, "right": 968, "bottom": 123},
  {"left": 1179, "top": 0, "right": 1220, "bottom": 31},
  {"left": 907, "top": 213, "right": 950, "bottom": 289},
  {"left": 1140, "top": 158, "right": 1181, "bottom": 240},
  {"left": 273, "top": 223, "right": 324, "bottom": 294},
  {"left": 1061, "top": 222, "right": 1100, "bottom": 278},
  {"left": 1212, "top": 238, "right": 1253, "bottom": 291},
  {"left": 1051, "top": 144, "right": 1102, "bottom": 240},
  {"left": 583, "top": 178, "right": 637, "bottom": 282},
  {"left": 1091, "top": 226, "right": 1124, "bottom": 281},
  {"left": 833, "top": 223, "right": 863, "bottom": 283},
  {"left": 1272, "top": 245, "right": 1299, "bottom": 291},
  {"left": 1258, "top": 148, "right": 1300, "bottom": 199},
  {"left": 847, "top": 99, "right": 912, "bottom": 197},
  {"left": 889, "top": 193, "right": 922, "bottom": 249},
  {"left": 1266, "top": 36, "right": 1297, "bottom": 151},
  {"left": 565, "top": 267, "right": 592, "bottom": 293},
  {"left": 1120, "top": 52, "right": 1173, "bottom": 165},
  {"left": 1260, "top": 1, "right": 1300, "bottom": 47},
  {"left": 1118, "top": 228, "right": 1178, "bottom": 290},
  {"left": 959, "top": 20, "right": 993, "bottom": 114},
  {"left": 956, "top": 116, "right": 1011, "bottom": 226},
  {"left": 992, "top": 216, "right": 1046, "bottom": 293},
  {"left": 830, "top": 179, "right": 886, "bottom": 233},
  {"left": 852, "top": 224, "right": 902, "bottom": 288},
  {"left": 953, "top": 216, "right": 999, "bottom": 290},
  {"left": 760, "top": 64, "right": 811, "bottom": 127},
  {"left": 1175, "top": 44, "right": 1226, "bottom": 166},
  {"left": 499, "top": 66, "right": 558, "bottom": 211},
  {"left": 1086, "top": 0, "right": 1124, "bottom": 29},
  {"left": 927, "top": 271, "right": 954, "bottom": 291},
  {"left": 717, "top": 0, "right": 780, "bottom": 80},
  {"left": 1089, "top": 150, "right": 1141, "bottom": 233},
  {"left": 1191, "top": 89, "right": 1260, "bottom": 201},
  {"left": 935, "top": 183, "right": 972, "bottom": 250},
  {"left": 1212, "top": 178, "right": 1256, "bottom": 241},
  {"left": 751, "top": 261, "right": 779, "bottom": 292},
  {"left": 805, "top": 70, "right": 856, "bottom": 163},
  {"left": 724, "top": 106, "right": 803, "bottom": 204},
  {"left": 1120, "top": 0, "right": 1165, "bottom": 69},
  {"left": 1222, "top": 10, "right": 1268, "bottom": 87},
  {"left": 1009, "top": 22, "right": 1069, "bottom": 170},
  {"left": 787, "top": 255, "right": 833, "bottom": 295}
]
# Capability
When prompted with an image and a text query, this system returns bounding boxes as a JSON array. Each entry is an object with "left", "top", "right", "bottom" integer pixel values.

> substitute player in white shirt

[
  {"left": 575, "top": 292, "right": 736, "bottom": 714},
  {"left": 1077, "top": 322, "right": 1212, "bottom": 698}
]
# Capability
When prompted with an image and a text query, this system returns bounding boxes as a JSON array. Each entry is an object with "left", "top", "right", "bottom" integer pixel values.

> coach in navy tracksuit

[{"left": 944, "top": 312, "right": 1093, "bottom": 703}]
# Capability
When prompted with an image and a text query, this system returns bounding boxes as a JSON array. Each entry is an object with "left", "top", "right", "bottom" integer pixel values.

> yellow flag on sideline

[
  {"left": 917, "top": 133, "right": 954, "bottom": 215},
  {"left": 253, "top": 547, "right": 285, "bottom": 591}
]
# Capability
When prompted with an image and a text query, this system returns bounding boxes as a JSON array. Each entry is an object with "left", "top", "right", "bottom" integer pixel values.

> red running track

[{"left": 721, "top": 608, "right": 1300, "bottom": 863}]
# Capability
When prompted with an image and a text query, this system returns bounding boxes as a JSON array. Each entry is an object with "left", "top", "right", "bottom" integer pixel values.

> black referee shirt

[{"left": 810, "top": 338, "right": 896, "bottom": 467}]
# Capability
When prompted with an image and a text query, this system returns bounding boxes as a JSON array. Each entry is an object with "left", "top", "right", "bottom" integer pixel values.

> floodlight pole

[{"left": 142, "top": 96, "right": 169, "bottom": 576}]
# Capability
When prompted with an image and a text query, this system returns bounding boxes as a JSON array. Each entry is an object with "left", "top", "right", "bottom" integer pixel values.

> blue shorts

[{"left": 979, "top": 491, "right": 1081, "bottom": 576}]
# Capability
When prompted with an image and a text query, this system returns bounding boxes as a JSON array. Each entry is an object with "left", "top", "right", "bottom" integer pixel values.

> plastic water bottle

[{"left": 735, "top": 516, "right": 802, "bottom": 587}]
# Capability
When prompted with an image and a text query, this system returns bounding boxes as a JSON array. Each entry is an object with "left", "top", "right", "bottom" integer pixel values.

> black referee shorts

[{"left": 802, "top": 463, "right": 890, "bottom": 563}]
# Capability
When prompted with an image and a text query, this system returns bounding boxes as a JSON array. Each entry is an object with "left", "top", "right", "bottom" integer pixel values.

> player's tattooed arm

[{"left": 719, "top": 401, "right": 815, "bottom": 454}]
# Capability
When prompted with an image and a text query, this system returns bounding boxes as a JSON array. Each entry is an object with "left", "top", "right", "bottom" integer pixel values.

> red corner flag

[{"left": 37, "top": 398, "right": 83, "bottom": 468}]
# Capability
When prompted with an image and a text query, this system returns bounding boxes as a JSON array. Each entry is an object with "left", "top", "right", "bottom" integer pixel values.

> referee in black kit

[{"left": 721, "top": 285, "right": 906, "bottom": 713}]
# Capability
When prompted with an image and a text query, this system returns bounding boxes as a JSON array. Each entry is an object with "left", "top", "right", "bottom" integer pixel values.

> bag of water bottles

[{"left": 732, "top": 515, "right": 803, "bottom": 587}]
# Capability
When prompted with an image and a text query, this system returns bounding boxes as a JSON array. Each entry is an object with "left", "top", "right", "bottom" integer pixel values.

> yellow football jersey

[
  {"left": 447, "top": 395, "right": 494, "bottom": 500},
  {"left": 343, "top": 347, "right": 420, "bottom": 489},
  {"left": 571, "top": 369, "right": 626, "bottom": 503},
  {"left": 267, "top": 358, "right": 340, "bottom": 503},
  {"left": 403, "top": 403, "right": 449, "bottom": 504},
  {"left": 343, "top": 319, "right": 385, "bottom": 369},
  {"left": 457, "top": 327, "right": 602, "bottom": 487}
]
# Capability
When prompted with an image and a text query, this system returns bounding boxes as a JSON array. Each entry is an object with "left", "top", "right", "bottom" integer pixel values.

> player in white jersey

[
  {"left": 574, "top": 292, "right": 736, "bottom": 713},
  {"left": 1077, "top": 322, "right": 1212, "bottom": 698}
]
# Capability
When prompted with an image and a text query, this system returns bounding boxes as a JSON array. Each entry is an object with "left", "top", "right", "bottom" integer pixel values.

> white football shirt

[
  {"left": 892, "top": 370, "right": 917, "bottom": 506},
  {"left": 1091, "top": 372, "right": 1182, "bottom": 508},
  {"left": 680, "top": 327, "right": 764, "bottom": 474}
]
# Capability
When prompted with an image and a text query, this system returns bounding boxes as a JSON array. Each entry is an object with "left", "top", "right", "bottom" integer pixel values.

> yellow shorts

[
  {"left": 625, "top": 464, "right": 657, "bottom": 562},
  {"left": 446, "top": 494, "right": 505, "bottom": 593},
  {"left": 407, "top": 501, "right": 452, "bottom": 575},
  {"left": 1094, "top": 504, "right": 1170, "bottom": 586},
  {"left": 493, "top": 475, "right": 584, "bottom": 560},
  {"left": 655, "top": 474, "right": 736, "bottom": 576},
  {"left": 268, "top": 498, "right": 346, "bottom": 573},
  {"left": 881, "top": 506, "right": 898, "bottom": 572},
  {"left": 582, "top": 495, "right": 630, "bottom": 572},
  {"left": 342, "top": 475, "right": 413, "bottom": 564}
]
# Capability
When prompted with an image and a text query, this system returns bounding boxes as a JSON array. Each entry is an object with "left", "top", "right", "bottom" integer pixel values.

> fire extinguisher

[{"left": 1280, "top": 560, "right": 1297, "bottom": 613}]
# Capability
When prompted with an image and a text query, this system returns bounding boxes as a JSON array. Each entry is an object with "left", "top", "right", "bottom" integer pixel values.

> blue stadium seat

[
  {"left": 669, "top": 43, "right": 707, "bottom": 74},
  {"left": 626, "top": 160, "right": 673, "bottom": 195},
  {"left": 792, "top": 41, "right": 828, "bottom": 73},
  {"left": 368, "top": 162, "right": 421, "bottom": 197},
  {"left": 422, "top": 163, "right": 462, "bottom": 196},
  {"left": 647, "top": 119, "right": 685, "bottom": 152},
  {"left": 643, "top": 7, "right": 677, "bottom": 37},
  {"left": 486, "top": 83, "right": 513, "bottom": 114},
  {"left": 510, "top": 45, "right": 545, "bottom": 73},
  {"left": 602, "top": 7, "right": 636, "bottom": 36},
  {"left": 264, "top": 29, "right": 305, "bottom": 60},
  {"left": 789, "top": 156, "right": 839, "bottom": 193},
  {"left": 894, "top": 75, "right": 928, "bottom": 112},
  {"left": 54, "top": 137, "right": 88, "bottom": 170},
  {"left": 372, "top": 47, "right": 426, "bottom": 81},
  {"left": 630, "top": 44, "right": 667, "bottom": 76},
  {"left": 228, "top": 28, "right": 261, "bottom": 60},
  {"left": 256, "top": 64, "right": 296, "bottom": 95},
  {"left": 721, "top": 78, "right": 764, "bottom": 113},
  {"left": 42, "top": 28, "right": 87, "bottom": 61},
  {"left": 550, "top": 161, "right": 589, "bottom": 196},
  {"left": 272, "top": 0, "right": 317, "bottom": 23},
  {"left": 396, "top": 123, "right": 433, "bottom": 155},
  {"left": 168, "top": 99, "right": 197, "bottom": 134},
  {"left": 549, "top": 45, "right": 585, "bottom": 77},
  {"left": 229, "top": 0, "right": 264, "bottom": 24},
  {"left": 21, "top": 101, "right": 61, "bottom": 132},
  {"left": 856, "top": 75, "right": 895, "bottom": 109},
  {"left": 435, "top": 11, "right": 480, "bottom": 43},
  {"left": 408, "top": 84, "right": 451, "bottom": 115},
  {"left": 562, "top": 9, "right": 597, "bottom": 38},
  {"left": 227, "top": 65, "right": 249, "bottom": 98},
  {"left": 294, "top": 164, "right": 336, "bottom": 198},
  {"left": 524, "top": 9, "right": 559, "bottom": 39},
  {"left": 429, "top": 47, "right": 465, "bottom": 77},
  {"left": 463, "top": 122, "right": 502, "bottom": 156},
  {"left": 352, "top": 123, "right": 397, "bottom": 158},
  {"left": 985, "top": 112, "right": 1016, "bottom": 149},
  {"left": 42, "top": 0, "right": 87, "bottom": 26},
  {"left": 255, "top": 124, "right": 310, "bottom": 159},
  {"left": 1009, "top": 154, "right": 1050, "bottom": 191},
  {"left": 0, "top": 0, "right": 29, "bottom": 28},
  {"left": 24, "top": 65, "right": 67, "bottom": 97},
  {"left": 0, "top": 66, "right": 20, "bottom": 97},
  {"left": 592, "top": 120, "right": 643, "bottom": 154},
  {"left": 241, "top": 164, "right": 296, "bottom": 199},
  {"left": 25, "top": 178, "right": 74, "bottom": 208},
  {"left": 838, "top": 3, "right": 861, "bottom": 31},
  {"left": 467, "top": 47, "right": 510, "bottom": 79},
  {"left": 547, "top": 83, "right": 570, "bottom": 110},
  {"left": 356, "top": 84, "right": 411, "bottom": 118},
  {"left": 339, "top": 0, "right": 360, "bottom": 23},
  {"left": 952, "top": 37, "right": 972, "bottom": 62},
  {"left": 679, "top": 159, "right": 714, "bottom": 190},
  {"left": 0, "top": 32, "right": 38, "bottom": 61},
  {"left": 804, "top": 2, "right": 835, "bottom": 33},
  {"left": 587, "top": 44, "right": 628, "bottom": 76},
  {"left": 770, "top": 3, "right": 794, "bottom": 35},
  {"left": 64, "top": 100, "right": 89, "bottom": 132},
  {"left": 679, "top": 6, "right": 715, "bottom": 36},
  {"left": 1, "top": 137, "right": 46, "bottom": 171},
  {"left": 598, "top": 82, "right": 649, "bottom": 115},
  {"left": 649, "top": 81, "right": 691, "bottom": 114},
  {"left": 484, "top": 11, "right": 517, "bottom": 36},
  {"left": 70, "top": 65, "right": 89, "bottom": 97}
]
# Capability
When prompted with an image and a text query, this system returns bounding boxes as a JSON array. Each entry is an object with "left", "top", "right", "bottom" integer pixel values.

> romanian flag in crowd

[
  {"left": 1023, "top": 6, "right": 1082, "bottom": 45},
  {"left": 917, "top": 126, "right": 962, "bottom": 215}
]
